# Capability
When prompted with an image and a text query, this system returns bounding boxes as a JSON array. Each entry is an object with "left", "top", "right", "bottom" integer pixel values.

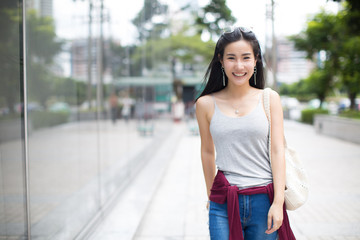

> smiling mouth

[{"left": 233, "top": 73, "right": 246, "bottom": 77}]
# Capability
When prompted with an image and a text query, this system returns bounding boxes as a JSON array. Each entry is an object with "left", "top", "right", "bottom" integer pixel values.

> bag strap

[
  {"left": 263, "top": 88, "right": 272, "bottom": 163},
  {"left": 263, "top": 88, "right": 271, "bottom": 122}
]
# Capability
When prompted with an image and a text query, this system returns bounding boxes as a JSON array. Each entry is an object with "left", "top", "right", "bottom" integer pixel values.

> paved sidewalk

[
  {"left": 91, "top": 119, "right": 360, "bottom": 240},
  {"left": 133, "top": 121, "right": 208, "bottom": 240},
  {"left": 284, "top": 121, "right": 360, "bottom": 240}
]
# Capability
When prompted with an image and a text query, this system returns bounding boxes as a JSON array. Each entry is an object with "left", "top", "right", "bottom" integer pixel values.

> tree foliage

[
  {"left": 115, "top": 1, "right": 219, "bottom": 78},
  {"left": 128, "top": 25, "right": 215, "bottom": 77},
  {"left": 0, "top": 5, "right": 63, "bottom": 111},
  {"left": 110, "top": 43, "right": 142, "bottom": 77},
  {"left": 305, "top": 69, "right": 333, "bottom": 106},
  {"left": 27, "top": 10, "right": 63, "bottom": 63},
  {"left": 0, "top": 2, "right": 21, "bottom": 113},
  {"left": 339, "top": 36, "right": 360, "bottom": 108},
  {"left": 132, "top": 0, "right": 168, "bottom": 42},
  {"left": 132, "top": 28, "right": 215, "bottom": 65},
  {"left": 289, "top": 3, "right": 360, "bottom": 110},
  {"left": 51, "top": 77, "right": 87, "bottom": 105},
  {"left": 195, "top": 0, "right": 236, "bottom": 38},
  {"left": 26, "top": 10, "right": 63, "bottom": 107}
]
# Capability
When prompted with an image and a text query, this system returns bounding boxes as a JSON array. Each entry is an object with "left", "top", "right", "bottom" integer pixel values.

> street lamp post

[
  {"left": 96, "top": 0, "right": 104, "bottom": 118},
  {"left": 271, "top": 0, "right": 277, "bottom": 91},
  {"left": 87, "top": 0, "right": 93, "bottom": 110}
]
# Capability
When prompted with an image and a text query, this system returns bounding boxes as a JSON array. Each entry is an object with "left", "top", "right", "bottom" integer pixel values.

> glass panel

[
  {"left": 0, "top": 0, "right": 27, "bottom": 238},
  {"left": 25, "top": 1, "right": 100, "bottom": 238},
  {"left": 22, "top": 0, "right": 205, "bottom": 237},
  {"left": 97, "top": 0, "right": 174, "bottom": 204}
]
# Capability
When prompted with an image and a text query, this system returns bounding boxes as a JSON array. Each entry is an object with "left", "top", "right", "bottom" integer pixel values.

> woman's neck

[{"left": 223, "top": 83, "right": 254, "bottom": 99}]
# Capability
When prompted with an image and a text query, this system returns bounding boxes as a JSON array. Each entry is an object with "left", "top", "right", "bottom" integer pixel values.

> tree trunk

[
  {"left": 318, "top": 94, "right": 325, "bottom": 109},
  {"left": 349, "top": 91, "right": 357, "bottom": 110}
]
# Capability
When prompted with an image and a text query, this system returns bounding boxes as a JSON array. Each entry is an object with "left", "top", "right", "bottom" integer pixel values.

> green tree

[
  {"left": 289, "top": 10, "right": 343, "bottom": 108},
  {"left": 0, "top": 1, "right": 22, "bottom": 113},
  {"left": 339, "top": 36, "right": 360, "bottom": 109},
  {"left": 130, "top": 0, "right": 169, "bottom": 75},
  {"left": 290, "top": 10, "right": 342, "bottom": 67},
  {"left": 27, "top": 10, "right": 63, "bottom": 63},
  {"left": 126, "top": 24, "right": 215, "bottom": 100},
  {"left": 305, "top": 68, "right": 333, "bottom": 107},
  {"left": 26, "top": 10, "right": 63, "bottom": 107},
  {"left": 132, "top": 0, "right": 168, "bottom": 42},
  {"left": 195, "top": 0, "right": 236, "bottom": 38},
  {"left": 338, "top": 2, "right": 360, "bottom": 109},
  {"left": 0, "top": 7, "right": 63, "bottom": 110},
  {"left": 339, "top": 0, "right": 360, "bottom": 35},
  {"left": 51, "top": 77, "right": 87, "bottom": 105},
  {"left": 131, "top": 26, "right": 215, "bottom": 74},
  {"left": 290, "top": 4, "right": 360, "bottom": 110},
  {"left": 110, "top": 42, "right": 144, "bottom": 77},
  {"left": 279, "top": 80, "right": 312, "bottom": 101}
]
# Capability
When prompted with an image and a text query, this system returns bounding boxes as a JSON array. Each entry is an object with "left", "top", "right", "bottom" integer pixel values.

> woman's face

[{"left": 221, "top": 40, "right": 257, "bottom": 87}]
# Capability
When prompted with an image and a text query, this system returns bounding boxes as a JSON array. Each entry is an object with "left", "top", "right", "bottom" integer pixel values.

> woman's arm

[
  {"left": 266, "top": 90, "right": 286, "bottom": 234},
  {"left": 195, "top": 96, "right": 216, "bottom": 200}
]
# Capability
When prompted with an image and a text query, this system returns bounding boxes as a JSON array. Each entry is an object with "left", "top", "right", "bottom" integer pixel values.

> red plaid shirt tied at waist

[{"left": 209, "top": 171, "right": 296, "bottom": 240}]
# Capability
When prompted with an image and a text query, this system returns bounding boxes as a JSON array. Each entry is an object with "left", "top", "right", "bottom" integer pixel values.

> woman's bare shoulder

[
  {"left": 268, "top": 89, "right": 281, "bottom": 103},
  {"left": 196, "top": 94, "right": 214, "bottom": 108},
  {"left": 263, "top": 88, "right": 280, "bottom": 102},
  {"left": 196, "top": 94, "right": 216, "bottom": 121}
]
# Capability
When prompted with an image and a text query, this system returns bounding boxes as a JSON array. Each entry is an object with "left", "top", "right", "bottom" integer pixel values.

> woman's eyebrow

[{"left": 225, "top": 53, "right": 252, "bottom": 56}]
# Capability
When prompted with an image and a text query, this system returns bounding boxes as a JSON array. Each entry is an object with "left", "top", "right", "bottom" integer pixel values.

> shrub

[
  {"left": 30, "top": 111, "right": 70, "bottom": 129},
  {"left": 339, "top": 110, "right": 360, "bottom": 119},
  {"left": 301, "top": 109, "right": 329, "bottom": 124}
]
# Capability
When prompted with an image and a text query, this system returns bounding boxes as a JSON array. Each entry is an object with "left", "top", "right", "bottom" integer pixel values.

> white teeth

[{"left": 234, "top": 73, "right": 246, "bottom": 77}]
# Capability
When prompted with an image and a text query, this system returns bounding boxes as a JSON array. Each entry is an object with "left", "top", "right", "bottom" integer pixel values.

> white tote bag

[{"left": 263, "top": 88, "right": 309, "bottom": 211}]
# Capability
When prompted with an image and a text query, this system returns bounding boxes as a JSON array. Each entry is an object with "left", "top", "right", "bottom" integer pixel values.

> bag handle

[
  {"left": 263, "top": 88, "right": 289, "bottom": 162},
  {"left": 263, "top": 88, "right": 272, "bottom": 163},
  {"left": 263, "top": 88, "right": 271, "bottom": 121}
]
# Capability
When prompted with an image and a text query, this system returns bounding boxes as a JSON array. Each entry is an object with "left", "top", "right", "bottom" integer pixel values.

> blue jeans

[{"left": 209, "top": 194, "right": 278, "bottom": 240}]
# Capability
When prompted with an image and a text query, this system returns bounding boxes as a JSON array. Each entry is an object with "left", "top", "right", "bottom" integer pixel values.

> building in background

[
  {"left": 276, "top": 36, "right": 315, "bottom": 84},
  {"left": 27, "top": 0, "right": 53, "bottom": 17},
  {"left": 70, "top": 38, "right": 112, "bottom": 84}
]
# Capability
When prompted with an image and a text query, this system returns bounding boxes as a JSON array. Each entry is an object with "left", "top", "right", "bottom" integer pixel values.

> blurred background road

[{"left": 91, "top": 119, "right": 360, "bottom": 240}]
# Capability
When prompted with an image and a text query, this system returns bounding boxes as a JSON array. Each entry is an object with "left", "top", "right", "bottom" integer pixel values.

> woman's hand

[{"left": 265, "top": 203, "right": 283, "bottom": 234}]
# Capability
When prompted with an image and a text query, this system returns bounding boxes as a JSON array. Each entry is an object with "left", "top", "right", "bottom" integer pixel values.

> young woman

[{"left": 195, "top": 27, "right": 295, "bottom": 240}]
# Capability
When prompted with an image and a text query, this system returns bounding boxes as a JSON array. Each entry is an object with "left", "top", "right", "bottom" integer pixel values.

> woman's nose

[{"left": 235, "top": 60, "right": 244, "bottom": 69}]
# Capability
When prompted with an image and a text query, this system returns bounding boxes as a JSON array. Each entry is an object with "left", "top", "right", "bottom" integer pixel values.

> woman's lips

[{"left": 233, "top": 72, "right": 246, "bottom": 77}]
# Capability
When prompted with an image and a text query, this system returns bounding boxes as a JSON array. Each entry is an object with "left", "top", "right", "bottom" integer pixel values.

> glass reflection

[
  {"left": 25, "top": 1, "right": 100, "bottom": 237},
  {"left": 0, "top": 0, "right": 27, "bottom": 238},
  {"left": 1, "top": 0, "right": 204, "bottom": 238}
]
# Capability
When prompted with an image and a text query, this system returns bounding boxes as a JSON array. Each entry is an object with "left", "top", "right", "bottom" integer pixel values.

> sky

[
  {"left": 218, "top": 0, "right": 339, "bottom": 46},
  {"left": 54, "top": 0, "right": 340, "bottom": 46}
]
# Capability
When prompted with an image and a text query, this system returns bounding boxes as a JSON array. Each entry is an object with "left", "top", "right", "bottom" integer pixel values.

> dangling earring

[
  {"left": 221, "top": 67, "right": 226, "bottom": 86},
  {"left": 253, "top": 66, "right": 257, "bottom": 85}
]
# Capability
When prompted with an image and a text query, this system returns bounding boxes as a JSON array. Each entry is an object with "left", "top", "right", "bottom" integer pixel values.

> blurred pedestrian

[
  {"left": 195, "top": 27, "right": 294, "bottom": 240},
  {"left": 109, "top": 91, "right": 118, "bottom": 124},
  {"left": 121, "top": 93, "right": 132, "bottom": 122}
]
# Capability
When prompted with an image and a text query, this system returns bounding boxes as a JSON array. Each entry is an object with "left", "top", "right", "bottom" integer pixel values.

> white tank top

[{"left": 209, "top": 93, "right": 273, "bottom": 189}]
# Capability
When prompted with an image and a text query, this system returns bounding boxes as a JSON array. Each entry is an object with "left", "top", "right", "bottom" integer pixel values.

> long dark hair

[{"left": 196, "top": 27, "right": 265, "bottom": 101}]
